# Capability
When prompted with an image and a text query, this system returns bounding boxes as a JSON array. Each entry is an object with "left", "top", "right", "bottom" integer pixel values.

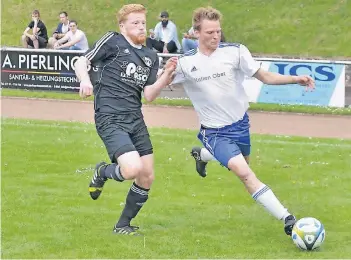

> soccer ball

[{"left": 291, "top": 217, "right": 326, "bottom": 251}]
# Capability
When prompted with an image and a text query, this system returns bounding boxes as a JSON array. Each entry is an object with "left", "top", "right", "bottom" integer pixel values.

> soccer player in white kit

[{"left": 168, "top": 6, "right": 315, "bottom": 236}]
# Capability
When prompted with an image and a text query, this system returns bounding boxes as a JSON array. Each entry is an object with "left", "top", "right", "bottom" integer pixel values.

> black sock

[
  {"left": 100, "top": 164, "right": 124, "bottom": 182},
  {"left": 115, "top": 182, "right": 149, "bottom": 228}
]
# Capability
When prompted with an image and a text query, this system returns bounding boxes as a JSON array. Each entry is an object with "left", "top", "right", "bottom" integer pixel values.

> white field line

[{"left": 3, "top": 120, "right": 351, "bottom": 149}]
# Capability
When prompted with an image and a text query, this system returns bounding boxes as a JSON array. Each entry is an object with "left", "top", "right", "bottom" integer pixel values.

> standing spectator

[
  {"left": 146, "top": 11, "right": 181, "bottom": 53},
  {"left": 48, "top": 11, "right": 70, "bottom": 48},
  {"left": 21, "top": 10, "right": 48, "bottom": 49},
  {"left": 54, "top": 20, "right": 89, "bottom": 51}
]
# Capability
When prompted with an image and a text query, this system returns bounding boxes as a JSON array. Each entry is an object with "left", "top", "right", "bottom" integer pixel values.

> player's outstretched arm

[
  {"left": 253, "top": 69, "right": 315, "bottom": 91},
  {"left": 74, "top": 56, "right": 93, "bottom": 98},
  {"left": 143, "top": 57, "right": 177, "bottom": 102}
]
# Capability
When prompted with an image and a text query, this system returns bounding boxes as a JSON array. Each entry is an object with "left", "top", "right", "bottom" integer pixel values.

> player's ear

[
  {"left": 119, "top": 22, "right": 124, "bottom": 31},
  {"left": 194, "top": 29, "right": 200, "bottom": 39}
]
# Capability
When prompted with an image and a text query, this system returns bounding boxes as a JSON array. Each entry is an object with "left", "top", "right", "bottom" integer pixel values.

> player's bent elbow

[
  {"left": 143, "top": 88, "right": 156, "bottom": 103},
  {"left": 143, "top": 94, "right": 155, "bottom": 103}
]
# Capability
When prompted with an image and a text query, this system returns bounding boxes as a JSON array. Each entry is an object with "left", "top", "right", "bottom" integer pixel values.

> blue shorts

[{"left": 197, "top": 113, "right": 251, "bottom": 168}]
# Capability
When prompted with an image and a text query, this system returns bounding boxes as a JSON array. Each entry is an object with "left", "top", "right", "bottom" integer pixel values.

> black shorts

[
  {"left": 95, "top": 112, "right": 153, "bottom": 163},
  {"left": 27, "top": 36, "right": 47, "bottom": 48}
]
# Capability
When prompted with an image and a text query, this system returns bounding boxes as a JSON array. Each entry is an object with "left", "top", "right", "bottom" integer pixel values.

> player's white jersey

[{"left": 172, "top": 43, "right": 260, "bottom": 128}]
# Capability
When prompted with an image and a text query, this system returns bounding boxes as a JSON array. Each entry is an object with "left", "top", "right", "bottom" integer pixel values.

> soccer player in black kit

[{"left": 74, "top": 4, "right": 176, "bottom": 236}]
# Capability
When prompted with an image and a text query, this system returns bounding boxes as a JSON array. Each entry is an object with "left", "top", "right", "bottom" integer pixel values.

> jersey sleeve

[
  {"left": 83, "top": 32, "right": 115, "bottom": 65},
  {"left": 239, "top": 44, "right": 260, "bottom": 77},
  {"left": 170, "top": 60, "right": 187, "bottom": 85},
  {"left": 145, "top": 55, "right": 160, "bottom": 87}
]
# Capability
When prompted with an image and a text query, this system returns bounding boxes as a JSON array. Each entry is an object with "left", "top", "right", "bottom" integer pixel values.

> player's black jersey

[{"left": 84, "top": 32, "right": 159, "bottom": 113}]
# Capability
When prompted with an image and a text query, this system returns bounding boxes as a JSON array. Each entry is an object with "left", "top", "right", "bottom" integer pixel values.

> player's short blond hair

[
  {"left": 192, "top": 6, "right": 222, "bottom": 30},
  {"left": 117, "top": 4, "right": 146, "bottom": 24}
]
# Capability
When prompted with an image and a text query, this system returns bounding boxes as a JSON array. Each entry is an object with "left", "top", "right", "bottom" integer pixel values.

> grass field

[
  {"left": 2, "top": 118, "right": 351, "bottom": 259},
  {"left": 2, "top": 0, "right": 351, "bottom": 57},
  {"left": 3, "top": 88, "right": 351, "bottom": 116}
]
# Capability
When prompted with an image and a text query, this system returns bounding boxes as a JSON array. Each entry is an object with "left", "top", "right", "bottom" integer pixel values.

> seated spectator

[
  {"left": 181, "top": 26, "right": 227, "bottom": 53},
  {"left": 182, "top": 27, "right": 198, "bottom": 53},
  {"left": 146, "top": 11, "right": 181, "bottom": 53},
  {"left": 48, "top": 11, "right": 70, "bottom": 48},
  {"left": 53, "top": 20, "right": 89, "bottom": 51},
  {"left": 21, "top": 10, "right": 48, "bottom": 49}
]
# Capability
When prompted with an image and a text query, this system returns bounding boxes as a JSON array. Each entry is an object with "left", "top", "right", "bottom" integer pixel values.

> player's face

[
  {"left": 196, "top": 19, "right": 221, "bottom": 51},
  {"left": 120, "top": 12, "right": 147, "bottom": 45}
]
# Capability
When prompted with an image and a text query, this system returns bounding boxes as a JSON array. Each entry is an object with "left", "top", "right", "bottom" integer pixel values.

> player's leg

[
  {"left": 226, "top": 153, "right": 296, "bottom": 235},
  {"left": 93, "top": 130, "right": 146, "bottom": 236},
  {"left": 190, "top": 145, "right": 215, "bottom": 177},
  {"left": 90, "top": 114, "right": 142, "bottom": 200},
  {"left": 233, "top": 116, "right": 296, "bottom": 235},
  {"left": 89, "top": 126, "right": 141, "bottom": 200},
  {"left": 190, "top": 129, "right": 217, "bottom": 177},
  {"left": 204, "top": 114, "right": 296, "bottom": 235},
  {"left": 113, "top": 118, "right": 154, "bottom": 235}
]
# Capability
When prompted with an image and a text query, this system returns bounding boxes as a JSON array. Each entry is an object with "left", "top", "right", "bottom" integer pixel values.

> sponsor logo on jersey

[
  {"left": 120, "top": 61, "right": 150, "bottom": 87},
  {"left": 143, "top": 57, "right": 153, "bottom": 67}
]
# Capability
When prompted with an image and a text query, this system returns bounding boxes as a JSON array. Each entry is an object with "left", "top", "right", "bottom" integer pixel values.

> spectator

[
  {"left": 21, "top": 10, "right": 48, "bottom": 49},
  {"left": 48, "top": 11, "right": 70, "bottom": 48},
  {"left": 53, "top": 20, "right": 89, "bottom": 51},
  {"left": 182, "top": 27, "right": 198, "bottom": 53},
  {"left": 181, "top": 26, "right": 227, "bottom": 53},
  {"left": 146, "top": 11, "right": 181, "bottom": 53}
]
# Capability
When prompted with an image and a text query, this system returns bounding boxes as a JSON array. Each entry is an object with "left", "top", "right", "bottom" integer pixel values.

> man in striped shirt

[{"left": 74, "top": 4, "right": 176, "bottom": 235}]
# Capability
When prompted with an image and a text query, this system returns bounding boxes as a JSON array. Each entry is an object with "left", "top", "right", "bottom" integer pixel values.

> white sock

[
  {"left": 200, "top": 148, "right": 215, "bottom": 162},
  {"left": 252, "top": 184, "right": 291, "bottom": 221}
]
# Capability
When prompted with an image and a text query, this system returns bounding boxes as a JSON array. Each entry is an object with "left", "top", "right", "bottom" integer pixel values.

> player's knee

[
  {"left": 121, "top": 163, "right": 143, "bottom": 179},
  {"left": 236, "top": 168, "right": 254, "bottom": 182},
  {"left": 228, "top": 154, "right": 253, "bottom": 181},
  {"left": 139, "top": 169, "right": 155, "bottom": 187}
]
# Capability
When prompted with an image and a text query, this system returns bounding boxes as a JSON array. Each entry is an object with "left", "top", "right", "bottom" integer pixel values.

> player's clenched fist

[{"left": 79, "top": 80, "right": 93, "bottom": 98}]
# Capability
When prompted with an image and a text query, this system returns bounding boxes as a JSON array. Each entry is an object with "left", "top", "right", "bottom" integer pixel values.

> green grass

[
  {"left": 2, "top": 118, "right": 351, "bottom": 258},
  {"left": 2, "top": 0, "right": 351, "bottom": 57},
  {"left": 2, "top": 88, "right": 351, "bottom": 115}
]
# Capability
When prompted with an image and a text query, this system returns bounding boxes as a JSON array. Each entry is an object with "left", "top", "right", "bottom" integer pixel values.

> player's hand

[
  {"left": 164, "top": 57, "right": 177, "bottom": 73},
  {"left": 30, "top": 35, "right": 36, "bottom": 41},
  {"left": 295, "top": 75, "right": 315, "bottom": 91},
  {"left": 79, "top": 80, "right": 93, "bottom": 98}
]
